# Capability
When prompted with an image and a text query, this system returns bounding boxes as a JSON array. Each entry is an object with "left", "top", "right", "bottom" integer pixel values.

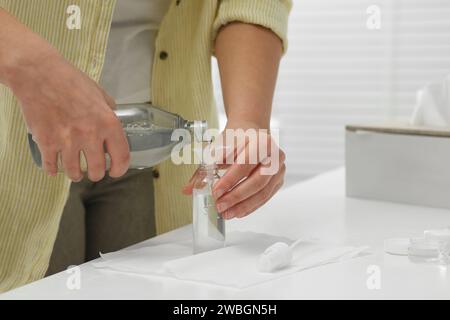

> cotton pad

[{"left": 258, "top": 242, "right": 294, "bottom": 273}]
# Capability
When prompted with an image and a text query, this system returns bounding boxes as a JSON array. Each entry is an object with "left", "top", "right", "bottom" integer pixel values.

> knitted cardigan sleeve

[{"left": 212, "top": 0, "right": 293, "bottom": 54}]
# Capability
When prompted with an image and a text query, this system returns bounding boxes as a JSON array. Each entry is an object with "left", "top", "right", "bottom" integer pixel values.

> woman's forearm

[
  {"left": 0, "top": 8, "right": 56, "bottom": 87},
  {"left": 215, "top": 22, "right": 283, "bottom": 129}
]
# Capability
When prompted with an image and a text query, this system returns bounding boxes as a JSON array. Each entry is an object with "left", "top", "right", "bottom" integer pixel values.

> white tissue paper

[
  {"left": 93, "top": 231, "right": 368, "bottom": 289},
  {"left": 94, "top": 242, "right": 193, "bottom": 275},
  {"left": 410, "top": 75, "right": 450, "bottom": 127}
]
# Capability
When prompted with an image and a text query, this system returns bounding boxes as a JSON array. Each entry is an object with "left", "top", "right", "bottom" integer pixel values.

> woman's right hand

[{"left": 0, "top": 9, "right": 130, "bottom": 182}]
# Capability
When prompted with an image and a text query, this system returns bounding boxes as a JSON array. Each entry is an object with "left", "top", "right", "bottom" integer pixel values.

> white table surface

[{"left": 1, "top": 168, "right": 450, "bottom": 300}]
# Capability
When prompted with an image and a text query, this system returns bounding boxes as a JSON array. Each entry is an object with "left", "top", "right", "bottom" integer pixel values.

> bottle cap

[{"left": 185, "top": 120, "right": 208, "bottom": 142}]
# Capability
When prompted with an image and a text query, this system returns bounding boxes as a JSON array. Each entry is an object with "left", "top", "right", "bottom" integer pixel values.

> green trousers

[{"left": 46, "top": 168, "right": 156, "bottom": 276}]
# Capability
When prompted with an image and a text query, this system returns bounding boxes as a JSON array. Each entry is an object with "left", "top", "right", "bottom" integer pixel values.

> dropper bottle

[{"left": 192, "top": 160, "right": 226, "bottom": 254}]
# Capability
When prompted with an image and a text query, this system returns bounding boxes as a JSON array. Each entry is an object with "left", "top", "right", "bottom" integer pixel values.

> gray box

[{"left": 346, "top": 123, "right": 450, "bottom": 209}]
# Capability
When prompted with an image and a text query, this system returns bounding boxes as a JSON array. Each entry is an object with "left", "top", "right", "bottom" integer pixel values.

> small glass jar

[
  {"left": 408, "top": 237, "right": 440, "bottom": 263},
  {"left": 192, "top": 163, "right": 226, "bottom": 254},
  {"left": 424, "top": 229, "right": 450, "bottom": 265}
]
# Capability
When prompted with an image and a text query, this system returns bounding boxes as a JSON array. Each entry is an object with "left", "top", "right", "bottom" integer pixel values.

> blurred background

[{"left": 213, "top": 0, "right": 450, "bottom": 185}]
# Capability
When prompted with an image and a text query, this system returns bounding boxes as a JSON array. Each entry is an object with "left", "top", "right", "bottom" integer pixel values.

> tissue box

[{"left": 346, "top": 123, "right": 450, "bottom": 209}]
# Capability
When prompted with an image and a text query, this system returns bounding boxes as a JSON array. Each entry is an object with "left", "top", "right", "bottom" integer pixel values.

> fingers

[
  {"left": 38, "top": 116, "right": 128, "bottom": 181},
  {"left": 212, "top": 163, "right": 257, "bottom": 200},
  {"left": 182, "top": 167, "right": 201, "bottom": 195},
  {"left": 215, "top": 164, "right": 272, "bottom": 213},
  {"left": 221, "top": 163, "right": 285, "bottom": 219},
  {"left": 83, "top": 143, "right": 106, "bottom": 182},
  {"left": 40, "top": 146, "right": 59, "bottom": 177},
  {"left": 105, "top": 125, "right": 130, "bottom": 178},
  {"left": 212, "top": 135, "right": 276, "bottom": 199},
  {"left": 61, "top": 147, "right": 82, "bottom": 182}
]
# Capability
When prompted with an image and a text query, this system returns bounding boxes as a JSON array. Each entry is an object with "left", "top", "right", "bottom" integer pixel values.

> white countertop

[{"left": 1, "top": 168, "right": 450, "bottom": 299}]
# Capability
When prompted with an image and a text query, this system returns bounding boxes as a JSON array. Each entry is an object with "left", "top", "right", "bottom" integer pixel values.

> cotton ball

[{"left": 258, "top": 242, "right": 293, "bottom": 273}]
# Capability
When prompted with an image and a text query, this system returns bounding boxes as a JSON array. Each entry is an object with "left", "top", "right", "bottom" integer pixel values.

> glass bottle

[
  {"left": 192, "top": 163, "right": 226, "bottom": 254},
  {"left": 27, "top": 103, "right": 207, "bottom": 170},
  {"left": 408, "top": 237, "right": 440, "bottom": 263}
]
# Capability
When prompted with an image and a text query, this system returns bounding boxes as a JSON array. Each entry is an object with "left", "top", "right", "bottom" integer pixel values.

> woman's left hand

[{"left": 182, "top": 121, "right": 286, "bottom": 220}]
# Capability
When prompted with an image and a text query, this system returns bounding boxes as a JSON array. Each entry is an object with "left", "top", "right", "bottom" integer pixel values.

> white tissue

[
  {"left": 410, "top": 75, "right": 450, "bottom": 127},
  {"left": 93, "top": 242, "right": 193, "bottom": 275},
  {"left": 94, "top": 231, "right": 369, "bottom": 289}
]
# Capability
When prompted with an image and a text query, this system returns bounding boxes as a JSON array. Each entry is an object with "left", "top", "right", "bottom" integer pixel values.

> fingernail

[
  {"left": 214, "top": 189, "right": 225, "bottom": 200},
  {"left": 216, "top": 202, "right": 228, "bottom": 213}
]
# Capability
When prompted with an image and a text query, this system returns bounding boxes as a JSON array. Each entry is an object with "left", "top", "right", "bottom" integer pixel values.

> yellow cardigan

[{"left": 0, "top": 0, "right": 291, "bottom": 292}]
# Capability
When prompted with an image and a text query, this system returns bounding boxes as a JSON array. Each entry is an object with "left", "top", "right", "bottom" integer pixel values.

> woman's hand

[
  {"left": 183, "top": 120, "right": 286, "bottom": 219},
  {"left": 0, "top": 9, "right": 129, "bottom": 182},
  {"left": 10, "top": 50, "right": 129, "bottom": 182}
]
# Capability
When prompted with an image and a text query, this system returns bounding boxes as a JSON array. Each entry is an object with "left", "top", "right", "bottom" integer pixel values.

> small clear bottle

[
  {"left": 424, "top": 229, "right": 450, "bottom": 265},
  {"left": 408, "top": 229, "right": 450, "bottom": 265},
  {"left": 192, "top": 163, "right": 225, "bottom": 254},
  {"left": 408, "top": 237, "right": 440, "bottom": 263}
]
